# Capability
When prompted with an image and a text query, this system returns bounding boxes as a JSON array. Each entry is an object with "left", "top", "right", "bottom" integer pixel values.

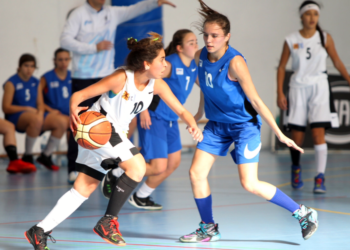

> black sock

[
  {"left": 105, "top": 173, "right": 139, "bottom": 217},
  {"left": 5, "top": 145, "right": 18, "bottom": 161},
  {"left": 290, "top": 148, "right": 301, "bottom": 166}
]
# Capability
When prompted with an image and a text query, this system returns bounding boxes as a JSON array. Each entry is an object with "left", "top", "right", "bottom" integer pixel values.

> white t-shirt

[
  {"left": 60, "top": 0, "right": 158, "bottom": 79},
  {"left": 90, "top": 68, "right": 155, "bottom": 132},
  {"left": 285, "top": 31, "right": 328, "bottom": 87}
]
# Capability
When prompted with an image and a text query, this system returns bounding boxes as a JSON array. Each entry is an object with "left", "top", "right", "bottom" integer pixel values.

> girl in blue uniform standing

[
  {"left": 2, "top": 54, "right": 68, "bottom": 171},
  {"left": 179, "top": 0, "right": 318, "bottom": 242},
  {"left": 101, "top": 29, "right": 199, "bottom": 209}
]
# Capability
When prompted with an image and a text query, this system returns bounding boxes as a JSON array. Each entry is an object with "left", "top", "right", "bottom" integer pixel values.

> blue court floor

[{"left": 0, "top": 151, "right": 350, "bottom": 250}]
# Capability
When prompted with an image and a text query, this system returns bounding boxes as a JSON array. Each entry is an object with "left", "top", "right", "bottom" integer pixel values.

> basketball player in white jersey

[
  {"left": 277, "top": 1, "right": 350, "bottom": 193},
  {"left": 24, "top": 33, "right": 203, "bottom": 249}
]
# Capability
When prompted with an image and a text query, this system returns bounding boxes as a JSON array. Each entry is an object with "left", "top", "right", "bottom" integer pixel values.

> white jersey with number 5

[
  {"left": 90, "top": 67, "right": 155, "bottom": 132},
  {"left": 285, "top": 31, "right": 328, "bottom": 87}
]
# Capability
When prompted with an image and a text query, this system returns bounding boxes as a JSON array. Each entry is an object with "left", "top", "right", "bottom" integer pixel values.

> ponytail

[
  {"left": 164, "top": 29, "right": 193, "bottom": 56},
  {"left": 316, "top": 24, "right": 325, "bottom": 48}
]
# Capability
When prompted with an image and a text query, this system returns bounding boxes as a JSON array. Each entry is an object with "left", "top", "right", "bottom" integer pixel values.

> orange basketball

[{"left": 73, "top": 111, "right": 112, "bottom": 150}]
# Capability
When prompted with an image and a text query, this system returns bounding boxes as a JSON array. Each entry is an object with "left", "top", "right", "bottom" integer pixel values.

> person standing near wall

[
  {"left": 60, "top": 0, "right": 176, "bottom": 184},
  {"left": 277, "top": 1, "right": 350, "bottom": 193}
]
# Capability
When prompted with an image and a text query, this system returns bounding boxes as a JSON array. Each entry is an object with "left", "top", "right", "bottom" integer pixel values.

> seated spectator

[
  {"left": 2, "top": 54, "right": 69, "bottom": 171},
  {"left": 0, "top": 118, "right": 36, "bottom": 173}
]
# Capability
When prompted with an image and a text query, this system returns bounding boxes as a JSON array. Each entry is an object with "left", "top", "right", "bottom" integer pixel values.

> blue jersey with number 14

[
  {"left": 199, "top": 46, "right": 261, "bottom": 124},
  {"left": 42, "top": 69, "right": 71, "bottom": 116},
  {"left": 151, "top": 53, "right": 198, "bottom": 121}
]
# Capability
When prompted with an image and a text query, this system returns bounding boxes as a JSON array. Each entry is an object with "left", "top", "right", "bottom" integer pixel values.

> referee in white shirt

[{"left": 60, "top": 0, "right": 175, "bottom": 183}]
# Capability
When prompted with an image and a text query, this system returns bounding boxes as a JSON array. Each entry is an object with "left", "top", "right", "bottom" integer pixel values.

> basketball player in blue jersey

[
  {"left": 100, "top": 29, "right": 199, "bottom": 209},
  {"left": 40, "top": 48, "right": 75, "bottom": 181},
  {"left": 277, "top": 1, "right": 350, "bottom": 193},
  {"left": 179, "top": 0, "right": 319, "bottom": 243},
  {"left": 2, "top": 54, "right": 68, "bottom": 171}
]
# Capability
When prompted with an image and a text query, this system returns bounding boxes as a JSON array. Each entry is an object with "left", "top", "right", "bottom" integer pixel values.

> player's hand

[
  {"left": 278, "top": 134, "right": 304, "bottom": 153},
  {"left": 50, "top": 109, "right": 61, "bottom": 115},
  {"left": 187, "top": 125, "right": 203, "bottom": 142},
  {"left": 277, "top": 93, "right": 288, "bottom": 111},
  {"left": 97, "top": 40, "right": 113, "bottom": 52},
  {"left": 25, "top": 106, "right": 37, "bottom": 113},
  {"left": 70, "top": 106, "right": 88, "bottom": 132},
  {"left": 140, "top": 109, "right": 152, "bottom": 130},
  {"left": 158, "top": 0, "right": 176, "bottom": 7}
]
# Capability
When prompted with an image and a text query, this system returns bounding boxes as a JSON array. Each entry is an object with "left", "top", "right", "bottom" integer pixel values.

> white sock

[
  {"left": 24, "top": 135, "right": 37, "bottom": 155},
  {"left": 136, "top": 182, "right": 155, "bottom": 198},
  {"left": 112, "top": 167, "right": 124, "bottom": 178},
  {"left": 43, "top": 136, "right": 61, "bottom": 156},
  {"left": 37, "top": 188, "right": 87, "bottom": 232},
  {"left": 314, "top": 143, "right": 327, "bottom": 175}
]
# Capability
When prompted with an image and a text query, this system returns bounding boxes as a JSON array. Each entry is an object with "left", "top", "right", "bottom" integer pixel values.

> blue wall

[{"left": 112, "top": 0, "right": 163, "bottom": 68}]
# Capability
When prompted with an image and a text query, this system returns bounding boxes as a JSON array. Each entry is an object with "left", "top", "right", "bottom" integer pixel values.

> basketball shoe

[
  {"left": 37, "top": 153, "right": 59, "bottom": 171},
  {"left": 93, "top": 215, "right": 126, "bottom": 246},
  {"left": 25, "top": 225, "right": 56, "bottom": 250},
  {"left": 313, "top": 173, "right": 326, "bottom": 193},
  {"left": 293, "top": 205, "right": 318, "bottom": 240},
  {"left": 179, "top": 222, "right": 221, "bottom": 243},
  {"left": 7, "top": 159, "right": 36, "bottom": 174},
  {"left": 128, "top": 193, "right": 162, "bottom": 210},
  {"left": 291, "top": 165, "right": 303, "bottom": 189}
]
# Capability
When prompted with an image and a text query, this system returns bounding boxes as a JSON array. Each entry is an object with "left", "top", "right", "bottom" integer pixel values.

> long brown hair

[
  {"left": 197, "top": 0, "right": 230, "bottom": 41},
  {"left": 126, "top": 32, "right": 164, "bottom": 72},
  {"left": 164, "top": 29, "right": 193, "bottom": 56}
]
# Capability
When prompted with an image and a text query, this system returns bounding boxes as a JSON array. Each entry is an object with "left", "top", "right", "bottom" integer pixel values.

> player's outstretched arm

[
  {"left": 154, "top": 79, "right": 203, "bottom": 142},
  {"left": 69, "top": 69, "right": 127, "bottom": 130},
  {"left": 229, "top": 56, "right": 303, "bottom": 153}
]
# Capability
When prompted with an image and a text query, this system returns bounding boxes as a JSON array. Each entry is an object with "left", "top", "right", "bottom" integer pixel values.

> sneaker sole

[
  {"left": 313, "top": 189, "right": 326, "bottom": 194},
  {"left": 93, "top": 228, "right": 126, "bottom": 246},
  {"left": 304, "top": 223, "right": 318, "bottom": 240},
  {"left": 100, "top": 175, "right": 111, "bottom": 200},
  {"left": 128, "top": 196, "right": 163, "bottom": 210},
  {"left": 179, "top": 234, "right": 221, "bottom": 243}
]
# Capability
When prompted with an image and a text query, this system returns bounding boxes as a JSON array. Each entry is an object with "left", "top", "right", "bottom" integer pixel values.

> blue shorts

[
  {"left": 137, "top": 116, "right": 182, "bottom": 160},
  {"left": 197, "top": 121, "right": 261, "bottom": 164},
  {"left": 6, "top": 111, "right": 49, "bottom": 133}
]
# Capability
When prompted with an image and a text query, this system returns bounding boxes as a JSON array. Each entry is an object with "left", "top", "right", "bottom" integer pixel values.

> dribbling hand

[
  {"left": 187, "top": 126, "right": 203, "bottom": 142},
  {"left": 70, "top": 106, "right": 88, "bottom": 132},
  {"left": 278, "top": 134, "right": 304, "bottom": 153}
]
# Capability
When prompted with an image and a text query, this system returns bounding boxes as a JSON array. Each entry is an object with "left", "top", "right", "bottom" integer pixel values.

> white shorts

[
  {"left": 283, "top": 80, "right": 338, "bottom": 131},
  {"left": 76, "top": 125, "right": 139, "bottom": 181}
]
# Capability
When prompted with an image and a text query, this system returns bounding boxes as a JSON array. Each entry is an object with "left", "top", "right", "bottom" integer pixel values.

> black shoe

[
  {"left": 25, "top": 225, "right": 56, "bottom": 250},
  {"left": 101, "top": 170, "right": 117, "bottom": 199},
  {"left": 128, "top": 193, "right": 163, "bottom": 210},
  {"left": 93, "top": 215, "right": 126, "bottom": 246},
  {"left": 292, "top": 205, "right": 319, "bottom": 240},
  {"left": 22, "top": 154, "right": 34, "bottom": 164},
  {"left": 37, "top": 153, "right": 60, "bottom": 171}
]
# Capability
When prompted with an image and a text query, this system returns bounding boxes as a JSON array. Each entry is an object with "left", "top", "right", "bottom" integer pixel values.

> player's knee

[
  {"left": 241, "top": 179, "right": 258, "bottom": 194},
  {"left": 152, "top": 162, "right": 167, "bottom": 175},
  {"left": 30, "top": 115, "right": 43, "bottom": 129},
  {"left": 126, "top": 160, "right": 146, "bottom": 182},
  {"left": 4, "top": 122, "right": 15, "bottom": 134},
  {"left": 189, "top": 167, "right": 205, "bottom": 183}
]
